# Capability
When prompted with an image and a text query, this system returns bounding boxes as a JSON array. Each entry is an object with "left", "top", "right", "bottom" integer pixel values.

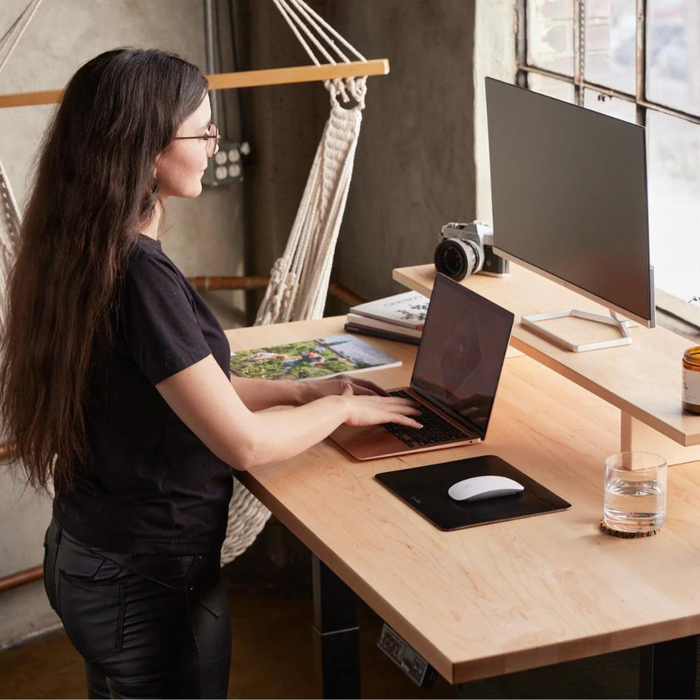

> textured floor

[{"left": 0, "top": 594, "right": 459, "bottom": 699}]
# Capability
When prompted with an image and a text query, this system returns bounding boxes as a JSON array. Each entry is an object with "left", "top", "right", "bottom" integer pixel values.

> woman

[{"left": 0, "top": 48, "right": 422, "bottom": 699}]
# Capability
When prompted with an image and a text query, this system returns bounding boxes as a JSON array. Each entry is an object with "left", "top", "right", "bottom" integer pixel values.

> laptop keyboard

[{"left": 382, "top": 390, "right": 469, "bottom": 448}]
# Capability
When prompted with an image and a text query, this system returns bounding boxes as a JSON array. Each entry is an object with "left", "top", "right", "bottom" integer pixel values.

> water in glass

[{"left": 604, "top": 452, "right": 667, "bottom": 534}]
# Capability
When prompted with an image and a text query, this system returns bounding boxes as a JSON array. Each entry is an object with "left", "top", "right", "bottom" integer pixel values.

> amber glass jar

[{"left": 682, "top": 346, "right": 700, "bottom": 413}]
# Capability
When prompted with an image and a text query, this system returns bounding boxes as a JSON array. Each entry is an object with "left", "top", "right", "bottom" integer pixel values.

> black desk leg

[
  {"left": 640, "top": 635, "right": 698, "bottom": 699},
  {"left": 311, "top": 555, "right": 361, "bottom": 699}
]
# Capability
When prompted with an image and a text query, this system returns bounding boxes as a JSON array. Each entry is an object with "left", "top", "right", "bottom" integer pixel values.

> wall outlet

[{"left": 202, "top": 140, "right": 250, "bottom": 187}]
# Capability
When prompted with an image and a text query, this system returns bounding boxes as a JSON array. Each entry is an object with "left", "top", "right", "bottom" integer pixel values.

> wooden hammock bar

[{"left": 0, "top": 59, "right": 390, "bottom": 110}]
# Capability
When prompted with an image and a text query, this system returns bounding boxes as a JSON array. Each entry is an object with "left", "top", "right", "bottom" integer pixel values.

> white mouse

[{"left": 448, "top": 475, "right": 524, "bottom": 502}]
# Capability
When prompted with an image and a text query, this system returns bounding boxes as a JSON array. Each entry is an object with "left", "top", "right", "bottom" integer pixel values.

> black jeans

[{"left": 43, "top": 518, "right": 231, "bottom": 699}]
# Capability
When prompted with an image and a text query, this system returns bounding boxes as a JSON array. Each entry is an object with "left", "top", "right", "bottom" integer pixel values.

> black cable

[
  {"left": 214, "top": 0, "right": 228, "bottom": 137},
  {"left": 228, "top": 0, "right": 240, "bottom": 71},
  {"left": 228, "top": 0, "right": 256, "bottom": 324},
  {"left": 228, "top": 0, "right": 247, "bottom": 139}
]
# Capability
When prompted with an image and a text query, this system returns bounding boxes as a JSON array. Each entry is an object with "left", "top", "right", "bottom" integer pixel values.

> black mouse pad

[{"left": 375, "top": 455, "right": 571, "bottom": 531}]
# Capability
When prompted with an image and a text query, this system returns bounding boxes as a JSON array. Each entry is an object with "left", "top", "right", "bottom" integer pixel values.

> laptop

[{"left": 330, "top": 273, "right": 515, "bottom": 460}]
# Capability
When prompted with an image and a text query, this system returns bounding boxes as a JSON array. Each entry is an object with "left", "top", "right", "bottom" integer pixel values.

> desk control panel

[{"left": 377, "top": 623, "right": 437, "bottom": 687}]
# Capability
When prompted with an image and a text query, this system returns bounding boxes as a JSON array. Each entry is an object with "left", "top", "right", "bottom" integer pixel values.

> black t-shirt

[{"left": 53, "top": 234, "right": 234, "bottom": 555}]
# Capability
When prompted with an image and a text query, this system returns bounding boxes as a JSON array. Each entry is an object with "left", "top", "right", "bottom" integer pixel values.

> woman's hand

[
  {"left": 157, "top": 355, "right": 424, "bottom": 472},
  {"left": 302, "top": 373, "right": 390, "bottom": 402},
  {"left": 340, "top": 383, "right": 423, "bottom": 429}
]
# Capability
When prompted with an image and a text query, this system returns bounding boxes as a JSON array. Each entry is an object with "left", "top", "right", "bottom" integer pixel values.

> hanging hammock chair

[
  {"left": 222, "top": 0, "right": 370, "bottom": 566},
  {"left": 0, "top": 0, "right": 386, "bottom": 568}
]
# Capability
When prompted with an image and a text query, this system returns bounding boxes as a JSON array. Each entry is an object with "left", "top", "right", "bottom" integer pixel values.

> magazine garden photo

[{"left": 230, "top": 335, "right": 401, "bottom": 381}]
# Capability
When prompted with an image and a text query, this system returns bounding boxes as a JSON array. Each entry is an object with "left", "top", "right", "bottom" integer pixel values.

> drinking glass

[{"left": 603, "top": 452, "right": 667, "bottom": 534}]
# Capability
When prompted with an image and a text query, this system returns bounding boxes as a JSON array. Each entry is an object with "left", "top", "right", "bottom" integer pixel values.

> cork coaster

[{"left": 600, "top": 519, "right": 662, "bottom": 538}]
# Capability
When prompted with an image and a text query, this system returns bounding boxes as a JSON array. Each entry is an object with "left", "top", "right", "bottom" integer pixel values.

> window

[{"left": 518, "top": 0, "right": 700, "bottom": 325}]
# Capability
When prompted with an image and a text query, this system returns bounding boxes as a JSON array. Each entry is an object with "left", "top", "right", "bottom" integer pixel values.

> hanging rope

[
  {"left": 0, "top": 0, "right": 43, "bottom": 74},
  {"left": 221, "top": 0, "right": 369, "bottom": 566},
  {"left": 255, "top": 0, "right": 367, "bottom": 326},
  {"left": 0, "top": 0, "right": 43, "bottom": 331}
]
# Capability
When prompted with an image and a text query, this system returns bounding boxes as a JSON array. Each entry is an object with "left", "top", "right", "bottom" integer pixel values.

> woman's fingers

[
  {"left": 366, "top": 396, "right": 421, "bottom": 410},
  {"left": 347, "top": 384, "right": 377, "bottom": 397},
  {"left": 343, "top": 393, "right": 424, "bottom": 429},
  {"left": 346, "top": 376, "right": 390, "bottom": 397},
  {"left": 385, "top": 397, "right": 422, "bottom": 409},
  {"left": 351, "top": 394, "right": 420, "bottom": 407},
  {"left": 388, "top": 412, "right": 423, "bottom": 429},
  {"left": 385, "top": 403, "right": 423, "bottom": 429}
]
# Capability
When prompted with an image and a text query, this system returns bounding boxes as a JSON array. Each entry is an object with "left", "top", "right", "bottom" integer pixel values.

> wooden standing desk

[{"left": 225, "top": 316, "right": 700, "bottom": 699}]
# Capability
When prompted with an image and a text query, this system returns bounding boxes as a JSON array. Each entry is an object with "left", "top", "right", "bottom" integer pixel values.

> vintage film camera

[{"left": 434, "top": 221, "right": 509, "bottom": 281}]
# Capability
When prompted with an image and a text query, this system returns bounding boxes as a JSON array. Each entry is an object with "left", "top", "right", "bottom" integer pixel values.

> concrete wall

[
  {"left": 239, "top": 0, "right": 478, "bottom": 312},
  {"left": 474, "top": 0, "right": 518, "bottom": 223},
  {"left": 329, "top": 0, "right": 478, "bottom": 308},
  {"left": 233, "top": 0, "right": 330, "bottom": 319},
  {"left": 0, "top": 0, "right": 245, "bottom": 648}
]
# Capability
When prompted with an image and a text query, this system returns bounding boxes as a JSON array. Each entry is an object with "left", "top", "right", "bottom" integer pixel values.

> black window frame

[{"left": 516, "top": 0, "right": 700, "bottom": 325}]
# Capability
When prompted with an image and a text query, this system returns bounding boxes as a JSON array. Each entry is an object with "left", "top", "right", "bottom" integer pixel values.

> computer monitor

[{"left": 485, "top": 77, "right": 655, "bottom": 352}]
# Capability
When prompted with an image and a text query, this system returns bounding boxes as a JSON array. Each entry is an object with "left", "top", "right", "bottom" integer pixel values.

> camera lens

[{"left": 434, "top": 238, "right": 480, "bottom": 281}]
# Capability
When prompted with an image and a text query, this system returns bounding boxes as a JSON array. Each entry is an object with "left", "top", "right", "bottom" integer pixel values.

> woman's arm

[
  {"left": 230, "top": 373, "right": 390, "bottom": 411},
  {"left": 158, "top": 355, "right": 422, "bottom": 471},
  {"left": 230, "top": 375, "right": 306, "bottom": 410}
]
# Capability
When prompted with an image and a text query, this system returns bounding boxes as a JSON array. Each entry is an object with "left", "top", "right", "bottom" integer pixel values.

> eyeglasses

[{"left": 173, "top": 123, "right": 220, "bottom": 157}]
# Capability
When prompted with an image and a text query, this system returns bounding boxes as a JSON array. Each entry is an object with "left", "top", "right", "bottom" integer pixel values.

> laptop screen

[{"left": 410, "top": 274, "right": 515, "bottom": 439}]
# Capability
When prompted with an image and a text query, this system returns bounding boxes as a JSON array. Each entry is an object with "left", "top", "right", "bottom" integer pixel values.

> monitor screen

[
  {"left": 485, "top": 78, "right": 654, "bottom": 323},
  {"left": 410, "top": 274, "right": 514, "bottom": 439}
]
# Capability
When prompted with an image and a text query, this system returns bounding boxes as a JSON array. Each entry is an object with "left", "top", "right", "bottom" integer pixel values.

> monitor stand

[{"left": 521, "top": 309, "right": 637, "bottom": 353}]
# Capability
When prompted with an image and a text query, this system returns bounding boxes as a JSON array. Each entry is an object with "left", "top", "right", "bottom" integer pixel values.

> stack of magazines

[{"left": 344, "top": 291, "right": 430, "bottom": 345}]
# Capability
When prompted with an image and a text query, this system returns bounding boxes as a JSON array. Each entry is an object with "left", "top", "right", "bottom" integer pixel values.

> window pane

[
  {"left": 583, "top": 89, "right": 637, "bottom": 122},
  {"left": 585, "top": 0, "right": 636, "bottom": 94},
  {"left": 647, "top": 111, "right": 700, "bottom": 303},
  {"left": 647, "top": 0, "right": 700, "bottom": 116},
  {"left": 528, "top": 73, "right": 576, "bottom": 103},
  {"left": 527, "top": 0, "right": 575, "bottom": 77}
]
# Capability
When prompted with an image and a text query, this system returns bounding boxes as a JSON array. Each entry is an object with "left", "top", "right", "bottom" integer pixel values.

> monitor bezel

[{"left": 486, "top": 77, "right": 656, "bottom": 329}]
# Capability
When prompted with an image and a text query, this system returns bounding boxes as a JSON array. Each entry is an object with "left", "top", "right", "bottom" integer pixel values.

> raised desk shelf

[{"left": 393, "top": 263, "right": 700, "bottom": 466}]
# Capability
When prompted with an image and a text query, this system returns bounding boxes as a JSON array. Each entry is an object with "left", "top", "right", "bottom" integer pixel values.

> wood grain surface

[{"left": 225, "top": 316, "right": 700, "bottom": 684}]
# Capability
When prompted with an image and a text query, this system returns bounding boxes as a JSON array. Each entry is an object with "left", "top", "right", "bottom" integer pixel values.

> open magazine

[{"left": 230, "top": 334, "right": 401, "bottom": 381}]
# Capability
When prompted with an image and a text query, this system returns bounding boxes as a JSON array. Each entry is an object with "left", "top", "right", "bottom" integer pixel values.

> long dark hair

[{"left": 0, "top": 48, "right": 208, "bottom": 493}]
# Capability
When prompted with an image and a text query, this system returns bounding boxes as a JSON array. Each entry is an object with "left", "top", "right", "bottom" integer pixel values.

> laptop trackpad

[{"left": 330, "top": 423, "right": 412, "bottom": 460}]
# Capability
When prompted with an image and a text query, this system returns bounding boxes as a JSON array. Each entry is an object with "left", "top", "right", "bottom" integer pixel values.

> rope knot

[{"left": 324, "top": 77, "right": 366, "bottom": 111}]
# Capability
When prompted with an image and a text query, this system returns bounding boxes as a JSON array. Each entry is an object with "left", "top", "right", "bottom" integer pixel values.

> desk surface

[
  {"left": 226, "top": 316, "right": 700, "bottom": 685},
  {"left": 394, "top": 263, "right": 700, "bottom": 447}
]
